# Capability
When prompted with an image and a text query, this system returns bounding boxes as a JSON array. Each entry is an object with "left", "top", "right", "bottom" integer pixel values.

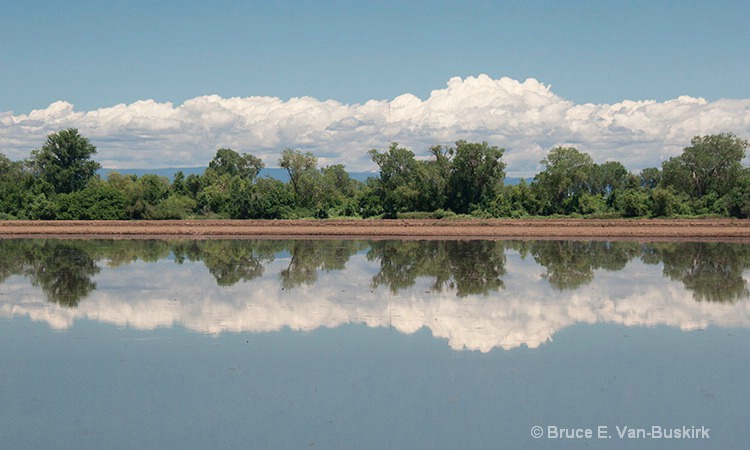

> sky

[{"left": 1, "top": 0, "right": 749, "bottom": 175}]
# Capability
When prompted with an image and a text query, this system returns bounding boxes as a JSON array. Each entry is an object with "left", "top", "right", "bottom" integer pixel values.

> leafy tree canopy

[
  {"left": 661, "top": 133, "right": 748, "bottom": 198},
  {"left": 207, "top": 148, "right": 264, "bottom": 180},
  {"left": 447, "top": 140, "right": 506, "bottom": 213},
  {"left": 30, "top": 128, "right": 101, "bottom": 194},
  {"left": 534, "top": 146, "right": 594, "bottom": 213}
]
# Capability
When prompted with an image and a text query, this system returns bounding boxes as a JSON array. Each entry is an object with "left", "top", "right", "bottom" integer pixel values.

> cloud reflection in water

[{"left": 1, "top": 239, "right": 748, "bottom": 352}]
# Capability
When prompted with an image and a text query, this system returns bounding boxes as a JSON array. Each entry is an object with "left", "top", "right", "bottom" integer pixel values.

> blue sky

[
  {"left": 1, "top": 0, "right": 749, "bottom": 173},
  {"left": 3, "top": 0, "right": 749, "bottom": 112}
]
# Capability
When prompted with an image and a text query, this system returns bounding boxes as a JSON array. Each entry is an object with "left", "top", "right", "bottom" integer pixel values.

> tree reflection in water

[
  {"left": 0, "top": 240, "right": 99, "bottom": 307},
  {"left": 643, "top": 242, "right": 750, "bottom": 303},
  {"left": 173, "top": 240, "right": 281, "bottom": 286},
  {"left": 280, "top": 240, "right": 366, "bottom": 289},
  {"left": 367, "top": 240, "right": 507, "bottom": 296},
  {"left": 31, "top": 243, "right": 99, "bottom": 307},
  {"left": 0, "top": 238, "right": 748, "bottom": 306},
  {"left": 528, "top": 240, "right": 641, "bottom": 290}
]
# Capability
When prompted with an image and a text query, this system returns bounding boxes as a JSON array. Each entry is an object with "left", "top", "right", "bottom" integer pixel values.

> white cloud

[{"left": 1, "top": 74, "right": 748, "bottom": 174}]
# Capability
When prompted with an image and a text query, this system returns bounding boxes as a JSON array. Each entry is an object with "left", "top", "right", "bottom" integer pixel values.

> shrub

[
  {"left": 55, "top": 185, "right": 126, "bottom": 220},
  {"left": 650, "top": 188, "right": 690, "bottom": 217},
  {"left": 149, "top": 195, "right": 197, "bottom": 219},
  {"left": 615, "top": 189, "right": 651, "bottom": 217},
  {"left": 577, "top": 193, "right": 606, "bottom": 215}
]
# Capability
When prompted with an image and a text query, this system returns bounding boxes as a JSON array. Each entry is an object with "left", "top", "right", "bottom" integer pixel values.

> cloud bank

[{"left": 2, "top": 74, "right": 749, "bottom": 174}]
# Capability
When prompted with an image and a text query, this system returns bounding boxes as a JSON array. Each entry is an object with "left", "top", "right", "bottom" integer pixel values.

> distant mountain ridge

[
  {"left": 100, "top": 167, "right": 528, "bottom": 185},
  {"left": 99, "top": 167, "right": 375, "bottom": 182}
]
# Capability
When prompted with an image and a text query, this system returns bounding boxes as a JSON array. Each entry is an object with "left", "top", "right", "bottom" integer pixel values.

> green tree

[
  {"left": 30, "top": 129, "right": 101, "bottom": 194},
  {"left": 207, "top": 148, "right": 264, "bottom": 180},
  {"left": 492, "top": 179, "right": 540, "bottom": 217},
  {"left": 279, "top": 148, "right": 318, "bottom": 205},
  {"left": 725, "top": 168, "right": 750, "bottom": 218},
  {"left": 232, "top": 177, "right": 295, "bottom": 219},
  {"left": 319, "top": 164, "right": 361, "bottom": 216},
  {"left": 149, "top": 194, "right": 196, "bottom": 219},
  {"left": 533, "top": 146, "right": 595, "bottom": 214},
  {"left": 661, "top": 133, "right": 748, "bottom": 199},
  {"left": 590, "top": 161, "right": 629, "bottom": 196},
  {"left": 197, "top": 181, "right": 232, "bottom": 216},
  {"left": 357, "top": 182, "right": 385, "bottom": 218},
  {"left": 138, "top": 174, "right": 171, "bottom": 205},
  {"left": 447, "top": 140, "right": 506, "bottom": 214},
  {"left": 615, "top": 188, "right": 651, "bottom": 217},
  {"left": 106, "top": 172, "right": 146, "bottom": 219},
  {"left": 576, "top": 193, "right": 607, "bottom": 215},
  {"left": 106, "top": 173, "right": 172, "bottom": 219},
  {"left": 56, "top": 183, "right": 127, "bottom": 220},
  {"left": 650, "top": 187, "right": 690, "bottom": 217},
  {"left": 227, "top": 176, "right": 255, "bottom": 219},
  {"left": 368, "top": 143, "right": 422, "bottom": 217},
  {"left": 0, "top": 153, "right": 35, "bottom": 218},
  {"left": 172, "top": 171, "right": 188, "bottom": 196},
  {"left": 183, "top": 173, "right": 204, "bottom": 199},
  {"left": 639, "top": 167, "right": 661, "bottom": 190},
  {"left": 418, "top": 145, "right": 452, "bottom": 211}
]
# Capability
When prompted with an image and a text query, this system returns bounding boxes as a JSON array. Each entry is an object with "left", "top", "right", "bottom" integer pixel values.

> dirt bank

[{"left": 1, "top": 219, "right": 749, "bottom": 241}]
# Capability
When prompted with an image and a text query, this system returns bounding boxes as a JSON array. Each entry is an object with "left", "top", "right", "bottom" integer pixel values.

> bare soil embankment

[{"left": 1, "top": 219, "right": 749, "bottom": 241}]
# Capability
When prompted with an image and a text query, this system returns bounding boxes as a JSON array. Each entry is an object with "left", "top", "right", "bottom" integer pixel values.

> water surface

[{"left": 1, "top": 239, "right": 748, "bottom": 448}]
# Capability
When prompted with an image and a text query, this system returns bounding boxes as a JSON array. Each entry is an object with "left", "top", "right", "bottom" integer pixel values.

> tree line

[{"left": 1, "top": 128, "right": 748, "bottom": 220}]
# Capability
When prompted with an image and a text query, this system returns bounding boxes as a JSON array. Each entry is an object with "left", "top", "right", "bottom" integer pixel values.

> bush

[
  {"left": 20, "top": 194, "right": 57, "bottom": 219},
  {"left": 235, "top": 178, "right": 295, "bottom": 219},
  {"left": 328, "top": 198, "right": 359, "bottom": 218},
  {"left": 357, "top": 190, "right": 384, "bottom": 218},
  {"left": 431, "top": 208, "right": 456, "bottom": 219},
  {"left": 725, "top": 189, "right": 750, "bottom": 218},
  {"left": 197, "top": 184, "right": 231, "bottom": 216},
  {"left": 56, "top": 185, "right": 127, "bottom": 220},
  {"left": 615, "top": 189, "right": 651, "bottom": 217},
  {"left": 577, "top": 193, "right": 606, "bottom": 215},
  {"left": 650, "top": 188, "right": 691, "bottom": 217},
  {"left": 149, "top": 195, "right": 197, "bottom": 219}
]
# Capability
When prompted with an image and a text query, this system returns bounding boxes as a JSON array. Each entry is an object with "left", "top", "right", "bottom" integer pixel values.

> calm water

[{"left": 1, "top": 239, "right": 748, "bottom": 449}]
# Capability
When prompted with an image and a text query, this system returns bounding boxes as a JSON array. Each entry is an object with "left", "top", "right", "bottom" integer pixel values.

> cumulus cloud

[{"left": 1, "top": 74, "right": 749, "bottom": 173}]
